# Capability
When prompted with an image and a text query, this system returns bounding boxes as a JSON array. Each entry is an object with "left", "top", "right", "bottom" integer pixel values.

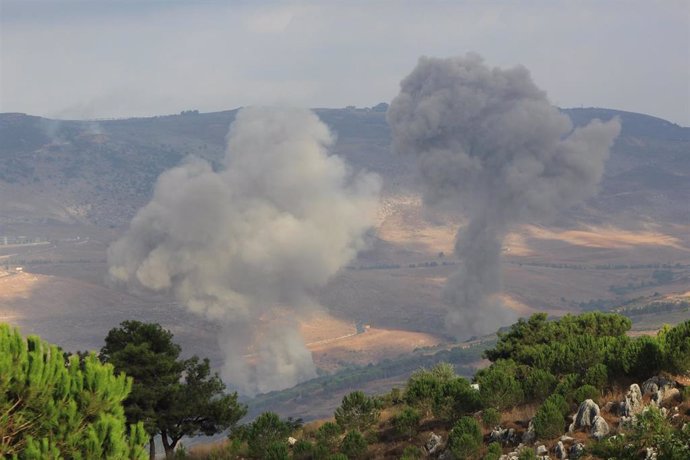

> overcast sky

[{"left": 1, "top": 0, "right": 689, "bottom": 125}]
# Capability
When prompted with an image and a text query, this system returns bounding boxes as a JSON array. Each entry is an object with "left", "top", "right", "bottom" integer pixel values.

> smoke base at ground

[
  {"left": 388, "top": 54, "right": 621, "bottom": 338},
  {"left": 108, "top": 107, "right": 380, "bottom": 394}
]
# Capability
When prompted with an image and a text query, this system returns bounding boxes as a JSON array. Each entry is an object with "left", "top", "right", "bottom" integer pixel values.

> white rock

[
  {"left": 554, "top": 441, "right": 567, "bottom": 460},
  {"left": 591, "top": 415, "right": 609, "bottom": 440},
  {"left": 569, "top": 399, "right": 600, "bottom": 432}
]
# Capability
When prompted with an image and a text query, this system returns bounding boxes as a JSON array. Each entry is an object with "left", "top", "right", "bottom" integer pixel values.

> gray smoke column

[
  {"left": 387, "top": 54, "right": 620, "bottom": 338},
  {"left": 108, "top": 107, "right": 380, "bottom": 394}
]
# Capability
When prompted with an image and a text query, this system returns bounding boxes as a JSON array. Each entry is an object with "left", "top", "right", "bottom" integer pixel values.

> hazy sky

[{"left": 1, "top": 0, "right": 689, "bottom": 124}]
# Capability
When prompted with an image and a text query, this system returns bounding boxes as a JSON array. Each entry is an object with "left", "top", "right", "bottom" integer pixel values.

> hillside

[
  {"left": 1, "top": 106, "right": 689, "bottom": 421},
  {"left": 1, "top": 107, "right": 688, "bottom": 227},
  {"left": 187, "top": 312, "right": 690, "bottom": 460}
]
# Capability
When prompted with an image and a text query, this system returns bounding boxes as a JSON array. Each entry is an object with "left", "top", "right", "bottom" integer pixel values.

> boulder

[
  {"left": 536, "top": 444, "right": 548, "bottom": 455},
  {"left": 569, "top": 399, "right": 600, "bottom": 432},
  {"left": 490, "top": 426, "right": 518, "bottom": 445},
  {"left": 522, "top": 419, "right": 535, "bottom": 444},
  {"left": 287, "top": 437, "right": 297, "bottom": 446},
  {"left": 622, "top": 383, "right": 643, "bottom": 416},
  {"left": 426, "top": 432, "right": 443, "bottom": 455},
  {"left": 569, "top": 442, "right": 585, "bottom": 459},
  {"left": 554, "top": 441, "right": 567, "bottom": 460},
  {"left": 642, "top": 376, "right": 676, "bottom": 406},
  {"left": 591, "top": 415, "right": 609, "bottom": 440}
]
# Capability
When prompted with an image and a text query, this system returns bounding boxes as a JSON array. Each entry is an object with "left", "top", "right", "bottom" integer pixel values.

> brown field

[{"left": 1, "top": 192, "right": 689, "bottom": 389}]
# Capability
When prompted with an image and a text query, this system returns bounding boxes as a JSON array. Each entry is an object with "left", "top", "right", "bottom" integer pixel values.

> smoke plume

[
  {"left": 387, "top": 54, "right": 620, "bottom": 338},
  {"left": 108, "top": 107, "right": 380, "bottom": 394}
]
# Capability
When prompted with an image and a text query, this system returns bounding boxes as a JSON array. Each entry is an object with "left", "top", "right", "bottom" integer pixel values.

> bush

[
  {"left": 447, "top": 416, "right": 482, "bottom": 459},
  {"left": 340, "top": 430, "right": 367, "bottom": 459},
  {"left": 484, "top": 441, "right": 503, "bottom": 460},
  {"left": 433, "top": 377, "right": 483, "bottom": 420},
  {"left": 523, "top": 368, "right": 557, "bottom": 402},
  {"left": 481, "top": 407, "right": 501, "bottom": 428},
  {"left": 0, "top": 324, "right": 147, "bottom": 459},
  {"left": 476, "top": 360, "right": 524, "bottom": 410},
  {"left": 663, "top": 320, "right": 690, "bottom": 374},
  {"left": 621, "top": 335, "right": 664, "bottom": 378},
  {"left": 573, "top": 384, "right": 600, "bottom": 404},
  {"left": 545, "top": 393, "right": 570, "bottom": 417},
  {"left": 554, "top": 373, "right": 579, "bottom": 403},
  {"left": 533, "top": 397, "right": 567, "bottom": 440},
  {"left": 264, "top": 441, "right": 290, "bottom": 460},
  {"left": 517, "top": 448, "right": 537, "bottom": 460},
  {"left": 316, "top": 422, "right": 342, "bottom": 451},
  {"left": 583, "top": 363, "right": 608, "bottom": 389},
  {"left": 245, "top": 412, "right": 292, "bottom": 459},
  {"left": 292, "top": 440, "right": 315, "bottom": 460},
  {"left": 334, "top": 391, "right": 380, "bottom": 432},
  {"left": 401, "top": 445, "right": 424, "bottom": 459},
  {"left": 405, "top": 363, "right": 456, "bottom": 414},
  {"left": 326, "top": 454, "right": 348, "bottom": 460},
  {"left": 392, "top": 406, "right": 421, "bottom": 437}
]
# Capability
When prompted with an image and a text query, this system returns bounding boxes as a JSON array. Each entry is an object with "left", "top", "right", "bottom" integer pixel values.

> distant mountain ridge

[{"left": 0, "top": 106, "right": 688, "bottom": 227}]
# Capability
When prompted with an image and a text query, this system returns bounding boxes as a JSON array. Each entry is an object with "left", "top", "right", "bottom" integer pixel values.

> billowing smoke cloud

[
  {"left": 387, "top": 54, "right": 621, "bottom": 338},
  {"left": 108, "top": 107, "right": 380, "bottom": 394}
]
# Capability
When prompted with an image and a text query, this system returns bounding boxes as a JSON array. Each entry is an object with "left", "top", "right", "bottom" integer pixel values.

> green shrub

[
  {"left": 433, "top": 376, "right": 483, "bottom": 420},
  {"left": 264, "top": 441, "right": 289, "bottom": 460},
  {"left": 401, "top": 445, "right": 424, "bottom": 459},
  {"left": 340, "top": 430, "right": 368, "bottom": 459},
  {"left": 0, "top": 324, "right": 147, "bottom": 459},
  {"left": 523, "top": 368, "right": 557, "bottom": 402},
  {"left": 476, "top": 360, "right": 524, "bottom": 410},
  {"left": 447, "top": 416, "right": 482, "bottom": 459},
  {"left": 573, "top": 384, "right": 600, "bottom": 404},
  {"left": 292, "top": 440, "right": 315, "bottom": 460},
  {"left": 554, "top": 373, "right": 579, "bottom": 403},
  {"left": 533, "top": 398, "right": 566, "bottom": 440},
  {"left": 484, "top": 441, "right": 503, "bottom": 460},
  {"left": 392, "top": 406, "right": 421, "bottom": 437},
  {"left": 583, "top": 363, "right": 608, "bottom": 389},
  {"left": 621, "top": 336, "right": 664, "bottom": 378},
  {"left": 334, "top": 391, "right": 380, "bottom": 432},
  {"left": 481, "top": 408, "right": 501, "bottom": 429},
  {"left": 327, "top": 454, "right": 348, "bottom": 460},
  {"left": 663, "top": 320, "right": 690, "bottom": 374},
  {"left": 405, "top": 363, "right": 456, "bottom": 414},
  {"left": 517, "top": 448, "right": 537, "bottom": 460},
  {"left": 245, "top": 412, "right": 292, "bottom": 459},
  {"left": 316, "top": 422, "right": 342, "bottom": 451},
  {"left": 545, "top": 393, "right": 570, "bottom": 416}
]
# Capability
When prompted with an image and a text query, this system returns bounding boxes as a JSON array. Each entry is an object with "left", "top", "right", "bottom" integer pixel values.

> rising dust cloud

[
  {"left": 387, "top": 54, "right": 621, "bottom": 338},
  {"left": 108, "top": 107, "right": 381, "bottom": 394}
]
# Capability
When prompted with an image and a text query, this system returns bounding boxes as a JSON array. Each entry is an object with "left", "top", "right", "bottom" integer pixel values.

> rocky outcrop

[
  {"left": 426, "top": 432, "right": 443, "bottom": 455},
  {"left": 642, "top": 376, "right": 676, "bottom": 406},
  {"left": 490, "top": 426, "right": 518, "bottom": 445},
  {"left": 622, "top": 383, "right": 643, "bottom": 416},
  {"left": 569, "top": 442, "right": 585, "bottom": 459},
  {"left": 591, "top": 415, "right": 610, "bottom": 440},
  {"left": 569, "top": 399, "right": 600, "bottom": 431},
  {"left": 522, "top": 419, "right": 535, "bottom": 444},
  {"left": 554, "top": 441, "right": 567, "bottom": 460}
]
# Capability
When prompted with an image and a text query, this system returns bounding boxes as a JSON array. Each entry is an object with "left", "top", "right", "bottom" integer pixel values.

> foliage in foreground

[
  {"left": 100, "top": 321, "right": 246, "bottom": 458},
  {"left": 0, "top": 323, "right": 147, "bottom": 459}
]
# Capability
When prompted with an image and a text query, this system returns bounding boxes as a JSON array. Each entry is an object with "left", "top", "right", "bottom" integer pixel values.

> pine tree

[{"left": 0, "top": 323, "right": 147, "bottom": 459}]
